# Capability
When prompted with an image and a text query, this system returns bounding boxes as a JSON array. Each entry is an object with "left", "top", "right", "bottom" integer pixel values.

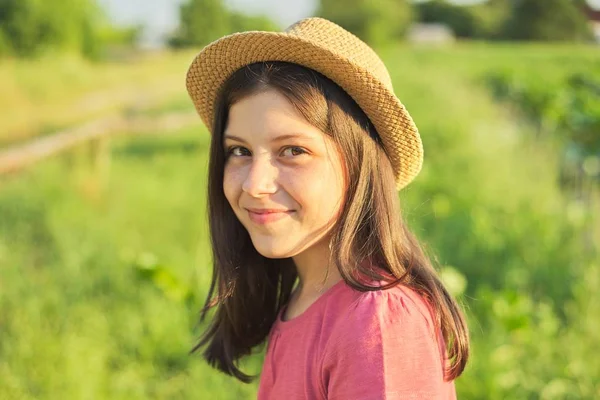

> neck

[{"left": 291, "top": 236, "right": 342, "bottom": 298}]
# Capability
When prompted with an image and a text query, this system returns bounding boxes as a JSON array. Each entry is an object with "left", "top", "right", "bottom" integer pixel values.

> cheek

[
  {"left": 284, "top": 162, "right": 345, "bottom": 218},
  {"left": 223, "top": 165, "right": 243, "bottom": 207}
]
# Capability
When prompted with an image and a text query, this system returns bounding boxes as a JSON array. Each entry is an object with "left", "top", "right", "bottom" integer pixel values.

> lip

[{"left": 246, "top": 208, "right": 295, "bottom": 225}]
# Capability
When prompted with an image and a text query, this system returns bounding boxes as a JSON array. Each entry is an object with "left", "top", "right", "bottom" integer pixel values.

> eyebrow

[{"left": 223, "top": 133, "right": 317, "bottom": 143}]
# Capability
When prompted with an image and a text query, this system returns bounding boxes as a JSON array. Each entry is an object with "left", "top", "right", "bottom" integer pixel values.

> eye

[
  {"left": 226, "top": 146, "right": 251, "bottom": 157},
  {"left": 281, "top": 146, "right": 307, "bottom": 157}
]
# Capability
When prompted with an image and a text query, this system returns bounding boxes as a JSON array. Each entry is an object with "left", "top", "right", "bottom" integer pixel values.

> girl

[{"left": 186, "top": 17, "right": 469, "bottom": 399}]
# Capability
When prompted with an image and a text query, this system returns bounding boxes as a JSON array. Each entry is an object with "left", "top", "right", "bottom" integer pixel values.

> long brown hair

[{"left": 191, "top": 61, "right": 469, "bottom": 383}]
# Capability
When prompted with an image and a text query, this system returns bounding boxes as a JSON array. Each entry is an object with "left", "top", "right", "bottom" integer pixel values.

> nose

[{"left": 242, "top": 153, "right": 278, "bottom": 197}]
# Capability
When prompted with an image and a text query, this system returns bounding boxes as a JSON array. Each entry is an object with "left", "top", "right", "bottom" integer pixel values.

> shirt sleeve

[{"left": 320, "top": 286, "right": 453, "bottom": 400}]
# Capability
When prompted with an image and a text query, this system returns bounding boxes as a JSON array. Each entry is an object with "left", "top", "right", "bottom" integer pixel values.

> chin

[
  {"left": 253, "top": 246, "right": 294, "bottom": 259},
  {"left": 250, "top": 238, "right": 297, "bottom": 259}
]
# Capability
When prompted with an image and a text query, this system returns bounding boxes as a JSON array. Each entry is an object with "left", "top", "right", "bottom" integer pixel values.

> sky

[{"left": 98, "top": 0, "right": 600, "bottom": 46}]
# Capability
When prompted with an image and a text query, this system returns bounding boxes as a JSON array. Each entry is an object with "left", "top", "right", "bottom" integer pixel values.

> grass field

[
  {"left": 1, "top": 43, "right": 599, "bottom": 399},
  {"left": 0, "top": 50, "right": 197, "bottom": 148}
]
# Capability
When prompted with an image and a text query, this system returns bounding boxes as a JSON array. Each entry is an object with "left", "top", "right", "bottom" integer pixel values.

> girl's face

[{"left": 223, "top": 89, "right": 346, "bottom": 259}]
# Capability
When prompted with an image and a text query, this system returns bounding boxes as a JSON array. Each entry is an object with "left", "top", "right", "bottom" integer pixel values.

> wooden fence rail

[{"left": 0, "top": 111, "right": 200, "bottom": 175}]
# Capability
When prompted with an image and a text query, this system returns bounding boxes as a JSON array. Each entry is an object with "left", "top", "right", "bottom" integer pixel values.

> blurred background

[{"left": 0, "top": 0, "right": 599, "bottom": 398}]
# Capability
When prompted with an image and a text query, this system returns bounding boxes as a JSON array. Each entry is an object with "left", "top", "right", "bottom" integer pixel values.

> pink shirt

[{"left": 257, "top": 279, "right": 456, "bottom": 400}]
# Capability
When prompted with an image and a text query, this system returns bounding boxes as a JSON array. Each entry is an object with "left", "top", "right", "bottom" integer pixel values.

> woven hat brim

[{"left": 186, "top": 31, "right": 423, "bottom": 190}]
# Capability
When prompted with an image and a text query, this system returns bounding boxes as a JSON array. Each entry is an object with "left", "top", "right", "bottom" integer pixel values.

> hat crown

[{"left": 285, "top": 18, "right": 393, "bottom": 90}]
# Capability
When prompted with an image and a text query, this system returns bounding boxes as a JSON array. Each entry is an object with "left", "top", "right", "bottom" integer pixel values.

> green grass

[
  {"left": 0, "top": 128, "right": 263, "bottom": 399},
  {"left": 1, "top": 43, "right": 599, "bottom": 399},
  {"left": 0, "top": 50, "right": 199, "bottom": 147}
]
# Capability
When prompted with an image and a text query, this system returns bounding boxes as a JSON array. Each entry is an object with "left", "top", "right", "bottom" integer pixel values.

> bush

[{"left": 501, "top": 0, "right": 593, "bottom": 41}]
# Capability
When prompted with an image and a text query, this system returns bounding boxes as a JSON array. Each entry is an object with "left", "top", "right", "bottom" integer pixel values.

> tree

[
  {"left": 168, "top": 0, "right": 232, "bottom": 48},
  {"left": 0, "top": 0, "right": 140, "bottom": 59},
  {"left": 501, "top": 0, "right": 593, "bottom": 41},
  {"left": 468, "top": 0, "right": 512, "bottom": 39},
  {"left": 317, "top": 0, "right": 414, "bottom": 46},
  {"left": 168, "top": 0, "right": 279, "bottom": 48},
  {"left": 416, "top": 0, "right": 479, "bottom": 38},
  {"left": 0, "top": 0, "right": 105, "bottom": 57}
]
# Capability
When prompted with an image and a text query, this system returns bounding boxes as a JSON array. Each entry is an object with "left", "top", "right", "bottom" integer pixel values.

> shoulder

[
  {"left": 334, "top": 283, "right": 437, "bottom": 341},
  {"left": 321, "top": 284, "right": 452, "bottom": 399}
]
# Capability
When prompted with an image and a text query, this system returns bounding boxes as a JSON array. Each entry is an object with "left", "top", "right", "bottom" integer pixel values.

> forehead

[{"left": 224, "top": 89, "right": 323, "bottom": 141}]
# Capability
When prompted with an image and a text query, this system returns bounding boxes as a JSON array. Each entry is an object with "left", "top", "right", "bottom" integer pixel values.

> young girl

[{"left": 186, "top": 17, "right": 469, "bottom": 399}]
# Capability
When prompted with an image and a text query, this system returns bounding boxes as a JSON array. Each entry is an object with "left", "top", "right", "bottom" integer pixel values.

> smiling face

[{"left": 222, "top": 88, "right": 346, "bottom": 259}]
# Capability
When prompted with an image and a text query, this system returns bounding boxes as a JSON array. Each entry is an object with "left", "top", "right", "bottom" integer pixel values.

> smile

[{"left": 246, "top": 209, "right": 294, "bottom": 225}]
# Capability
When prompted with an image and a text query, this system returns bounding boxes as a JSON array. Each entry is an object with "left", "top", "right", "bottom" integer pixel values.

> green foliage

[
  {"left": 461, "top": 259, "right": 600, "bottom": 399},
  {"left": 564, "top": 74, "right": 600, "bottom": 156},
  {"left": 416, "top": 0, "right": 480, "bottom": 38},
  {"left": 168, "top": 0, "right": 232, "bottom": 48},
  {"left": 0, "top": 0, "right": 142, "bottom": 59},
  {"left": 317, "top": 0, "right": 413, "bottom": 46},
  {"left": 469, "top": 53, "right": 600, "bottom": 398},
  {"left": 168, "top": 0, "right": 279, "bottom": 48},
  {"left": 0, "top": 26, "right": 12, "bottom": 57},
  {"left": 97, "top": 24, "right": 143, "bottom": 49},
  {"left": 484, "top": 63, "right": 600, "bottom": 188},
  {"left": 502, "top": 0, "right": 593, "bottom": 41},
  {"left": 0, "top": 0, "right": 100, "bottom": 58},
  {"left": 468, "top": 0, "right": 513, "bottom": 39},
  {"left": 133, "top": 251, "right": 195, "bottom": 305},
  {"left": 414, "top": 0, "right": 592, "bottom": 41}
]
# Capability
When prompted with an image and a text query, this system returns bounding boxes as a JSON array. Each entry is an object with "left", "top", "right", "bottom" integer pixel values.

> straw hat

[{"left": 186, "top": 17, "right": 423, "bottom": 190}]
